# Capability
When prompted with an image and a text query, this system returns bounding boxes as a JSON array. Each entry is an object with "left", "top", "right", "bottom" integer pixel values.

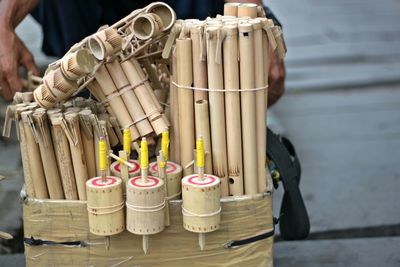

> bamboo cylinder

[
  {"left": 131, "top": 13, "right": 163, "bottom": 40},
  {"left": 87, "top": 80, "right": 117, "bottom": 118},
  {"left": 224, "top": 3, "right": 240, "bottom": 16},
  {"left": 149, "top": 161, "right": 182, "bottom": 199},
  {"left": 110, "top": 160, "right": 140, "bottom": 178},
  {"left": 239, "top": 23, "right": 258, "bottom": 195},
  {"left": 64, "top": 112, "right": 89, "bottom": 200},
  {"left": 86, "top": 176, "right": 125, "bottom": 236},
  {"left": 261, "top": 19, "right": 271, "bottom": 108},
  {"left": 50, "top": 116, "right": 79, "bottom": 200},
  {"left": 60, "top": 49, "right": 96, "bottom": 80},
  {"left": 252, "top": 19, "right": 267, "bottom": 193},
  {"left": 126, "top": 176, "right": 166, "bottom": 235},
  {"left": 32, "top": 109, "right": 64, "bottom": 199},
  {"left": 145, "top": 2, "right": 176, "bottom": 31},
  {"left": 43, "top": 68, "right": 78, "bottom": 101},
  {"left": 181, "top": 174, "right": 221, "bottom": 233},
  {"left": 79, "top": 110, "right": 97, "bottom": 179},
  {"left": 223, "top": 24, "right": 244, "bottom": 196},
  {"left": 190, "top": 25, "right": 208, "bottom": 101},
  {"left": 237, "top": 3, "right": 258, "bottom": 18},
  {"left": 169, "top": 51, "right": 180, "bottom": 163},
  {"left": 206, "top": 26, "right": 229, "bottom": 196},
  {"left": 120, "top": 58, "right": 169, "bottom": 135},
  {"left": 106, "top": 60, "right": 153, "bottom": 137},
  {"left": 20, "top": 111, "right": 49, "bottom": 199},
  {"left": 94, "top": 65, "right": 140, "bottom": 141},
  {"left": 176, "top": 38, "right": 195, "bottom": 176},
  {"left": 194, "top": 100, "right": 213, "bottom": 174},
  {"left": 88, "top": 28, "right": 122, "bottom": 60}
]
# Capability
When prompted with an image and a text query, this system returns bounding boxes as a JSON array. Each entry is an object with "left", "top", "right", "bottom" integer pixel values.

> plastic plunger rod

[
  {"left": 196, "top": 136, "right": 206, "bottom": 250},
  {"left": 159, "top": 129, "right": 170, "bottom": 226},
  {"left": 161, "top": 129, "right": 169, "bottom": 163},
  {"left": 140, "top": 137, "right": 149, "bottom": 253},
  {"left": 123, "top": 128, "right": 131, "bottom": 157}
]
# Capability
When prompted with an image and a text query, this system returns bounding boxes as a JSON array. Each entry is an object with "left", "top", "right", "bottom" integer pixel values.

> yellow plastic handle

[
  {"left": 196, "top": 137, "right": 204, "bottom": 168},
  {"left": 161, "top": 129, "right": 169, "bottom": 162},
  {"left": 140, "top": 138, "right": 149, "bottom": 169},
  {"left": 123, "top": 128, "right": 131, "bottom": 156},
  {"left": 99, "top": 137, "right": 107, "bottom": 172}
]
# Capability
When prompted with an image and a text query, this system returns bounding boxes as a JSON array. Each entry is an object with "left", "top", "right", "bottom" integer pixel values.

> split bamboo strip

[
  {"left": 223, "top": 23, "right": 244, "bottom": 196},
  {"left": 176, "top": 38, "right": 195, "bottom": 176},
  {"left": 190, "top": 24, "right": 208, "bottom": 101},
  {"left": 194, "top": 100, "right": 213, "bottom": 174},
  {"left": 238, "top": 23, "right": 258, "bottom": 195},
  {"left": 206, "top": 26, "right": 229, "bottom": 196},
  {"left": 98, "top": 113, "right": 120, "bottom": 148},
  {"left": 32, "top": 109, "right": 64, "bottom": 199},
  {"left": 79, "top": 110, "right": 97, "bottom": 178}
]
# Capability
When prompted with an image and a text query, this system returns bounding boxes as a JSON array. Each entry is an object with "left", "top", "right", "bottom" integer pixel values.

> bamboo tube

[
  {"left": 131, "top": 13, "right": 163, "bottom": 40},
  {"left": 20, "top": 111, "right": 49, "bottom": 198},
  {"left": 94, "top": 65, "right": 140, "bottom": 141},
  {"left": 194, "top": 100, "right": 213, "bottom": 174},
  {"left": 206, "top": 26, "right": 229, "bottom": 197},
  {"left": 60, "top": 49, "right": 96, "bottom": 80},
  {"left": 251, "top": 19, "right": 267, "bottom": 193},
  {"left": 106, "top": 59, "right": 153, "bottom": 137},
  {"left": 109, "top": 116, "right": 124, "bottom": 145},
  {"left": 145, "top": 2, "right": 176, "bottom": 31},
  {"left": 87, "top": 80, "right": 117, "bottom": 118},
  {"left": 190, "top": 25, "right": 208, "bottom": 101},
  {"left": 32, "top": 109, "right": 64, "bottom": 199},
  {"left": 237, "top": 3, "right": 258, "bottom": 18},
  {"left": 120, "top": 58, "right": 168, "bottom": 135},
  {"left": 50, "top": 116, "right": 79, "bottom": 200},
  {"left": 64, "top": 112, "right": 89, "bottom": 200},
  {"left": 223, "top": 24, "right": 244, "bottom": 196},
  {"left": 15, "top": 107, "right": 35, "bottom": 197},
  {"left": 239, "top": 23, "right": 258, "bottom": 195},
  {"left": 176, "top": 38, "right": 194, "bottom": 176},
  {"left": 79, "top": 110, "right": 97, "bottom": 178},
  {"left": 88, "top": 28, "right": 122, "bottom": 60},
  {"left": 224, "top": 3, "right": 240, "bottom": 16},
  {"left": 142, "top": 59, "right": 163, "bottom": 91},
  {"left": 169, "top": 51, "right": 180, "bottom": 163}
]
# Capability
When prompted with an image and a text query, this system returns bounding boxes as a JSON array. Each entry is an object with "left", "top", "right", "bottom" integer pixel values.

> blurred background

[{"left": 1, "top": 0, "right": 400, "bottom": 266}]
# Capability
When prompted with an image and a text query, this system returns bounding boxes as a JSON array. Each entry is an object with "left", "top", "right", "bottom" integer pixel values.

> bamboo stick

[
  {"left": 190, "top": 24, "right": 208, "bottom": 101},
  {"left": 223, "top": 23, "right": 244, "bottom": 196},
  {"left": 169, "top": 50, "right": 180, "bottom": 163},
  {"left": 98, "top": 113, "right": 120, "bottom": 148},
  {"left": 32, "top": 109, "right": 65, "bottom": 199},
  {"left": 206, "top": 26, "right": 229, "bottom": 196},
  {"left": 79, "top": 110, "right": 97, "bottom": 178},
  {"left": 176, "top": 38, "right": 195, "bottom": 176},
  {"left": 20, "top": 111, "right": 49, "bottom": 198},
  {"left": 239, "top": 23, "right": 258, "bottom": 195},
  {"left": 194, "top": 100, "right": 213, "bottom": 174}
]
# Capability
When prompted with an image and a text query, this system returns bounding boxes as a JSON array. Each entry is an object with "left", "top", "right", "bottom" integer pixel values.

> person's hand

[
  {"left": 0, "top": 27, "right": 39, "bottom": 101},
  {"left": 268, "top": 48, "right": 285, "bottom": 106}
]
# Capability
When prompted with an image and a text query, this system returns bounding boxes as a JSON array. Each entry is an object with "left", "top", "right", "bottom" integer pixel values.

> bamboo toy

[
  {"left": 94, "top": 65, "right": 140, "bottom": 141},
  {"left": 223, "top": 3, "right": 240, "bottom": 16},
  {"left": 64, "top": 112, "right": 89, "bottom": 200},
  {"left": 106, "top": 59, "right": 153, "bottom": 137},
  {"left": 20, "top": 111, "right": 49, "bottom": 199},
  {"left": 237, "top": 3, "right": 258, "bottom": 18},
  {"left": 120, "top": 58, "right": 169, "bottom": 135},
  {"left": 176, "top": 38, "right": 195, "bottom": 176},
  {"left": 32, "top": 109, "right": 65, "bottom": 199},
  {"left": 126, "top": 138, "right": 165, "bottom": 254},
  {"left": 190, "top": 24, "right": 208, "bottom": 101},
  {"left": 252, "top": 19, "right": 267, "bottom": 193},
  {"left": 182, "top": 137, "right": 221, "bottom": 251},
  {"left": 194, "top": 100, "right": 213, "bottom": 174},
  {"left": 88, "top": 27, "right": 122, "bottom": 60},
  {"left": 223, "top": 23, "right": 244, "bottom": 196},
  {"left": 79, "top": 109, "right": 97, "bottom": 178},
  {"left": 206, "top": 26, "right": 229, "bottom": 196},
  {"left": 239, "top": 23, "right": 259, "bottom": 195},
  {"left": 86, "top": 137, "right": 125, "bottom": 250},
  {"left": 60, "top": 49, "right": 96, "bottom": 80}
]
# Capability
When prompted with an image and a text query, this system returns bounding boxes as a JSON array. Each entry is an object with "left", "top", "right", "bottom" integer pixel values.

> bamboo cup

[
  {"left": 237, "top": 3, "right": 258, "bottom": 18},
  {"left": 131, "top": 13, "right": 164, "bottom": 40},
  {"left": 64, "top": 112, "right": 89, "bottom": 200},
  {"left": 32, "top": 109, "right": 64, "bottom": 199},
  {"left": 15, "top": 106, "right": 35, "bottom": 197},
  {"left": 169, "top": 51, "right": 180, "bottom": 163},
  {"left": 194, "top": 100, "right": 213, "bottom": 174},
  {"left": 176, "top": 38, "right": 195, "bottom": 176},
  {"left": 79, "top": 110, "right": 97, "bottom": 178},
  {"left": 190, "top": 24, "right": 208, "bottom": 101},
  {"left": 50, "top": 116, "right": 79, "bottom": 200},
  {"left": 88, "top": 28, "right": 122, "bottom": 60},
  {"left": 206, "top": 26, "right": 229, "bottom": 196},
  {"left": 106, "top": 59, "right": 153, "bottom": 137},
  {"left": 251, "top": 19, "right": 267, "bottom": 193},
  {"left": 21, "top": 111, "right": 49, "bottom": 199},
  {"left": 145, "top": 2, "right": 176, "bottom": 31},
  {"left": 224, "top": 3, "right": 241, "bottom": 16},
  {"left": 120, "top": 58, "right": 169, "bottom": 135},
  {"left": 223, "top": 24, "right": 244, "bottom": 196},
  {"left": 239, "top": 23, "right": 258, "bottom": 195},
  {"left": 94, "top": 65, "right": 140, "bottom": 141},
  {"left": 60, "top": 49, "right": 96, "bottom": 80}
]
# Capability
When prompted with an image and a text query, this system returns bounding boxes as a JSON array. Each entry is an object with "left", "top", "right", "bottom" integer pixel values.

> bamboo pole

[
  {"left": 239, "top": 23, "right": 258, "bottom": 195},
  {"left": 194, "top": 100, "right": 213, "bottom": 174},
  {"left": 32, "top": 109, "right": 65, "bottom": 199},
  {"left": 176, "top": 38, "right": 195, "bottom": 176},
  {"left": 20, "top": 111, "right": 49, "bottom": 198},
  {"left": 79, "top": 110, "right": 97, "bottom": 178},
  {"left": 50, "top": 116, "right": 79, "bottom": 200},
  {"left": 206, "top": 26, "right": 229, "bottom": 196},
  {"left": 223, "top": 23, "right": 244, "bottom": 196},
  {"left": 190, "top": 24, "right": 208, "bottom": 101},
  {"left": 169, "top": 50, "right": 180, "bottom": 163}
]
